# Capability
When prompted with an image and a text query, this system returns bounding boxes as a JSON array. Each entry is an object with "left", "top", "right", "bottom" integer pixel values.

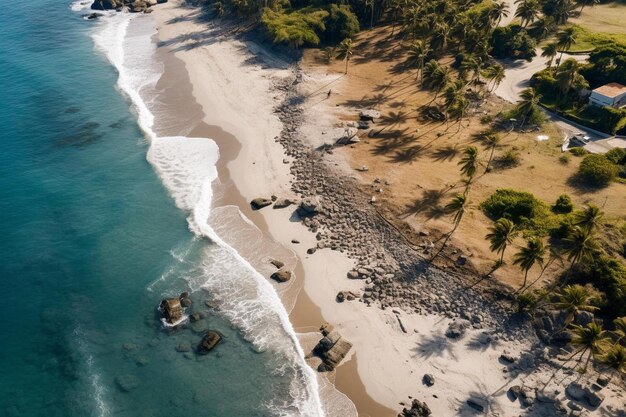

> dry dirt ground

[
  {"left": 570, "top": 2, "right": 626, "bottom": 35},
  {"left": 302, "top": 25, "right": 626, "bottom": 290}
]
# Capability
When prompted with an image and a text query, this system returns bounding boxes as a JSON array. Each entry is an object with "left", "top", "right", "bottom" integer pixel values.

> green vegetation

[
  {"left": 578, "top": 153, "right": 619, "bottom": 186},
  {"left": 564, "top": 24, "right": 626, "bottom": 52},
  {"left": 261, "top": 9, "right": 329, "bottom": 48},
  {"left": 481, "top": 189, "right": 563, "bottom": 236},
  {"left": 553, "top": 194, "right": 574, "bottom": 213}
]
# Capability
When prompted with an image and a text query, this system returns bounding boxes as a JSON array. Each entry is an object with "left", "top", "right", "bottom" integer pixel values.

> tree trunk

[{"left": 345, "top": 58, "right": 349, "bottom": 74}]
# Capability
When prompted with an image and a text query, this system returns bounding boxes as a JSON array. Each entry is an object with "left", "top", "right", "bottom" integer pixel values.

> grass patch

[{"left": 565, "top": 24, "right": 626, "bottom": 52}]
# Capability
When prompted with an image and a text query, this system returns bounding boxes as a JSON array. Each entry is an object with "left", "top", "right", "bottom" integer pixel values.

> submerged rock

[
  {"left": 115, "top": 374, "right": 140, "bottom": 392},
  {"left": 198, "top": 331, "right": 222, "bottom": 354}
]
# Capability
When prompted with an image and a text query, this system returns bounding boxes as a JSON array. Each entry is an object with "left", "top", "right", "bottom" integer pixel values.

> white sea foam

[
  {"left": 90, "top": 10, "right": 325, "bottom": 417},
  {"left": 70, "top": 0, "right": 94, "bottom": 12}
]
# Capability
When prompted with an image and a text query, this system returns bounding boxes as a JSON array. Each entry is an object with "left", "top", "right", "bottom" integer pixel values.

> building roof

[{"left": 593, "top": 82, "right": 626, "bottom": 98}]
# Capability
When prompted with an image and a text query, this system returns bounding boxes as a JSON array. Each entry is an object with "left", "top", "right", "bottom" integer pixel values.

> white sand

[{"left": 150, "top": 3, "right": 624, "bottom": 416}]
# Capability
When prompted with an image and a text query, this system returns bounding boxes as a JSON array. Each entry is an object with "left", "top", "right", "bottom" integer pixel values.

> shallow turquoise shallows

[{"left": 0, "top": 2, "right": 304, "bottom": 416}]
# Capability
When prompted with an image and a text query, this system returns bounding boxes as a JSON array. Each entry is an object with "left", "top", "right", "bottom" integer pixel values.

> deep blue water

[{"left": 0, "top": 2, "right": 313, "bottom": 416}]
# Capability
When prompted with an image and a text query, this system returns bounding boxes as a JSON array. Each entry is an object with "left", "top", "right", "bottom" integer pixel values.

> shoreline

[
  {"left": 149, "top": 3, "right": 389, "bottom": 416},
  {"left": 144, "top": 2, "right": 624, "bottom": 417}
]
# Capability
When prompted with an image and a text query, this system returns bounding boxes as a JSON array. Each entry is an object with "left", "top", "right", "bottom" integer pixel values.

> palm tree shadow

[
  {"left": 402, "top": 188, "right": 450, "bottom": 219},
  {"left": 412, "top": 332, "right": 457, "bottom": 360},
  {"left": 371, "top": 136, "right": 414, "bottom": 156},
  {"left": 388, "top": 145, "right": 425, "bottom": 164},
  {"left": 465, "top": 332, "right": 499, "bottom": 352},
  {"left": 430, "top": 145, "right": 458, "bottom": 162}
]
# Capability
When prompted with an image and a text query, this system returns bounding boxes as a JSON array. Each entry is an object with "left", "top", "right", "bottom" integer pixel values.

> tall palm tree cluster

[{"left": 485, "top": 204, "right": 604, "bottom": 292}]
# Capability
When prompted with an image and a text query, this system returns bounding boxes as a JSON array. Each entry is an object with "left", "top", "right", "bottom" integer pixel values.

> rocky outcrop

[
  {"left": 271, "top": 268, "right": 292, "bottom": 283},
  {"left": 566, "top": 382, "right": 604, "bottom": 408},
  {"left": 445, "top": 320, "right": 469, "bottom": 339},
  {"left": 359, "top": 109, "right": 381, "bottom": 122},
  {"left": 160, "top": 298, "right": 183, "bottom": 324},
  {"left": 198, "top": 331, "right": 222, "bottom": 354},
  {"left": 313, "top": 330, "right": 352, "bottom": 372},
  {"left": 331, "top": 127, "right": 360, "bottom": 145},
  {"left": 273, "top": 197, "right": 294, "bottom": 209},
  {"left": 423, "top": 374, "right": 435, "bottom": 387},
  {"left": 251, "top": 197, "right": 272, "bottom": 210},
  {"left": 398, "top": 399, "right": 431, "bottom": 417},
  {"left": 336, "top": 290, "right": 357, "bottom": 302},
  {"left": 91, "top": 0, "right": 123, "bottom": 9}
]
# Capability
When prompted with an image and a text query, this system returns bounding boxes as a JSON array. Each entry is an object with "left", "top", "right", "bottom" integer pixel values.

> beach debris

[
  {"left": 250, "top": 197, "right": 272, "bottom": 210},
  {"left": 398, "top": 399, "right": 431, "bottom": 417},
  {"left": 313, "top": 330, "right": 352, "bottom": 372},
  {"left": 273, "top": 197, "right": 294, "bottom": 209},
  {"left": 566, "top": 382, "right": 604, "bottom": 408},
  {"left": 197, "top": 331, "right": 222, "bottom": 354},
  {"left": 271, "top": 268, "right": 292, "bottom": 283},
  {"left": 297, "top": 196, "right": 323, "bottom": 216},
  {"left": 423, "top": 374, "right": 435, "bottom": 387},
  {"left": 445, "top": 320, "right": 470, "bottom": 339},
  {"left": 359, "top": 109, "right": 380, "bottom": 122},
  {"left": 269, "top": 259, "right": 285, "bottom": 269},
  {"left": 356, "top": 165, "right": 369, "bottom": 172},
  {"left": 159, "top": 298, "right": 183, "bottom": 324}
]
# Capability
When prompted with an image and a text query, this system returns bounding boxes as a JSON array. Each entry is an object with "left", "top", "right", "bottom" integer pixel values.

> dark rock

[
  {"left": 180, "top": 296, "right": 192, "bottom": 308},
  {"left": 445, "top": 320, "right": 469, "bottom": 339},
  {"left": 190, "top": 312, "right": 203, "bottom": 322},
  {"left": 398, "top": 399, "right": 431, "bottom": 417},
  {"left": 91, "top": 0, "right": 122, "bottom": 10},
  {"left": 596, "top": 376, "right": 609, "bottom": 387},
  {"left": 423, "top": 374, "right": 435, "bottom": 387},
  {"left": 271, "top": 268, "right": 292, "bottom": 282},
  {"left": 175, "top": 344, "right": 191, "bottom": 352},
  {"left": 85, "top": 12, "right": 104, "bottom": 19},
  {"left": 251, "top": 197, "right": 272, "bottom": 210},
  {"left": 269, "top": 259, "right": 285, "bottom": 269},
  {"left": 508, "top": 385, "right": 521, "bottom": 400},
  {"left": 298, "top": 196, "right": 323, "bottom": 216},
  {"left": 307, "top": 247, "right": 316, "bottom": 254},
  {"left": 466, "top": 399, "right": 486, "bottom": 412},
  {"left": 198, "top": 331, "right": 222, "bottom": 354},
  {"left": 566, "top": 382, "right": 604, "bottom": 407},
  {"left": 160, "top": 298, "right": 183, "bottom": 324},
  {"left": 314, "top": 331, "right": 352, "bottom": 372},
  {"left": 499, "top": 353, "right": 517, "bottom": 363},
  {"left": 336, "top": 292, "right": 346, "bottom": 302},
  {"left": 456, "top": 255, "right": 467, "bottom": 266},
  {"left": 320, "top": 323, "right": 334, "bottom": 336}
]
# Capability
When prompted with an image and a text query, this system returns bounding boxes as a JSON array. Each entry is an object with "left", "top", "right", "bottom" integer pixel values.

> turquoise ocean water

[{"left": 0, "top": 2, "right": 325, "bottom": 416}]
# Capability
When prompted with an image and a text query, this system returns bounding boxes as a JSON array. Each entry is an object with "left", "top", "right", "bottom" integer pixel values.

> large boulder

[
  {"left": 399, "top": 399, "right": 431, "bottom": 417},
  {"left": 566, "top": 382, "right": 604, "bottom": 408},
  {"left": 198, "top": 331, "right": 222, "bottom": 354},
  {"left": 91, "top": 0, "right": 123, "bottom": 9},
  {"left": 445, "top": 320, "right": 469, "bottom": 339},
  {"left": 271, "top": 268, "right": 292, "bottom": 283},
  {"left": 250, "top": 197, "right": 272, "bottom": 210},
  {"left": 314, "top": 330, "right": 352, "bottom": 372},
  {"left": 359, "top": 109, "right": 380, "bottom": 122},
  {"left": 332, "top": 127, "right": 360, "bottom": 145},
  {"left": 273, "top": 197, "right": 294, "bottom": 209},
  {"left": 160, "top": 298, "right": 183, "bottom": 324},
  {"left": 298, "top": 196, "right": 323, "bottom": 216}
]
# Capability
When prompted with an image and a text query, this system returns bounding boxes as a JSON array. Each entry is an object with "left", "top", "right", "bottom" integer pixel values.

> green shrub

[
  {"left": 481, "top": 189, "right": 558, "bottom": 235},
  {"left": 569, "top": 147, "right": 589, "bottom": 157},
  {"left": 578, "top": 154, "right": 619, "bottom": 186},
  {"left": 605, "top": 147, "right": 626, "bottom": 165},
  {"left": 551, "top": 217, "right": 574, "bottom": 239},
  {"left": 598, "top": 106, "right": 626, "bottom": 135},
  {"left": 497, "top": 149, "right": 521, "bottom": 167},
  {"left": 490, "top": 25, "right": 537, "bottom": 60},
  {"left": 552, "top": 194, "right": 573, "bottom": 213},
  {"left": 577, "top": 256, "right": 626, "bottom": 318},
  {"left": 323, "top": 4, "right": 359, "bottom": 43},
  {"left": 559, "top": 154, "right": 571, "bottom": 164},
  {"left": 261, "top": 9, "right": 329, "bottom": 47}
]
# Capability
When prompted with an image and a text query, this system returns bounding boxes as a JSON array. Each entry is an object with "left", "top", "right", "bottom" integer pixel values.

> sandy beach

[{"left": 148, "top": 2, "right": 625, "bottom": 416}]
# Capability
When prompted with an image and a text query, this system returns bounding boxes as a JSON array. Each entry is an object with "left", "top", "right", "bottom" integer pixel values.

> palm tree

[
  {"left": 573, "top": 204, "right": 604, "bottom": 232},
  {"left": 530, "top": 16, "right": 557, "bottom": 40},
  {"left": 570, "top": 322, "right": 610, "bottom": 372},
  {"left": 555, "top": 58, "right": 584, "bottom": 99},
  {"left": 484, "top": 133, "right": 501, "bottom": 171},
  {"left": 599, "top": 343, "right": 626, "bottom": 382},
  {"left": 515, "top": 87, "right": 542, "bottom": 126},
  {"left": 422, "top": 60, "right": 451, "bottom": 97},
  {"left": 484, "top": 64, "right": 505, "bottom": 93},
  {"left": 365, "top": 0, "right": 375, "bottom": 29},
  {"left": 458, "top": 146, "right": 479, "bottom": 179},
  {"left": 612, "top": 317, "right": 626, "bottom": 343},
  {"left": 442, "top": 79, "right": 467, "bottom": 119},
  {"left": 563, "top": 226, "right": 600, "bottom": 277},
  {"left": 541, "top": 42, "right": 559, "bottom": 70},
  {"left": 552, "top": 284, "right": 599, "bottom": 328},
  {"left": 431, "top": 193, "right": 468, "bottom": 261},
  {"left": 488, "top": 1, "right": 510, "bottom": 27},
  {"left": 460, "top": 56, "right": 483, "bottom": 85},
  {"left": 430, "top": 22, "right": 452, "bottom": 51},
  {"left": 556, "top": 27, "right": 577, "bottom": 69},
  {"left": 486, "top": 218, "right": 518, "bottom": 263},
  {"left": 337, "top": 38, "right": 354, "bottom": 74},
  {"left": 513, "top": 237, "right": 546, "bottom": 289},
  {"left": 515, "top": 0, "right": 540, "bottom": 27},
  {"left": 407, "top": 40, "right": 431, "bottom": 82},
  {"left": 577, "top": 0, "right": 599, "bottom": 14}
]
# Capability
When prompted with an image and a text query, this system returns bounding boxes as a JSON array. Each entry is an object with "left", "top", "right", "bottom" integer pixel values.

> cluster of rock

[
  {"left": 312, "top": 324, "right": 352, "bottom": 372},
  {"left": 90, "top": 0, "right": 167, "bottom": 13},
  {"left": 398, "top": 399, "right": 431, "bottom": 417},
  {"left": 270, "top": 70, "right": 519, "bottom": 335}
]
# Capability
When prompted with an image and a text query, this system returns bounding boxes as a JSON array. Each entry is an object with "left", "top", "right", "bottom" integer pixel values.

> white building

[{"left": 589, "top": 82, "right": 626, "bottom": 108}]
